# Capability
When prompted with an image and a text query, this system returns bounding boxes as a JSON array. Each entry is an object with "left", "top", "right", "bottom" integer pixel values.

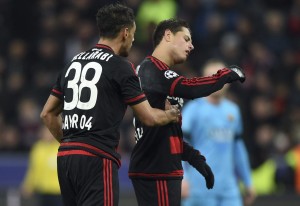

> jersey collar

[
  {"left": 147, "top": 55, "right": 169, "bottom": 70},
  {"left": 95, "top": 44, "right": 114, "bottom": 53}
]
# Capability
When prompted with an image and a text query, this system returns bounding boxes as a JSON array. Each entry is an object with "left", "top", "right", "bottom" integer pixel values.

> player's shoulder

[
  {"left": 135, "top": 57, "right": 155, "bottom": 75},
  {"left": 104, "top": 54, "right": 128, "bottom": 68},
  {"left": 141, "top": 56, "right": 167, "bottom": 69},
  {"left": 137, "top": 57, "right": 169, "bottom": 78},
  {"left": 222, "top": 98, "right": 240, "bottom": 111},
  {"left": 138, "top": 57, "right": 153, "bottom": 68}
]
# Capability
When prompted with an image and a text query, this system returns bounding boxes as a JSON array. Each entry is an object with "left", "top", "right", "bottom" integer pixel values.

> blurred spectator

[
  {"left": 273, "top": 132, "right": 294, "bottom": 193},
  {"left": 251, "top": 123, "right": 295, "bottom": 195},
  {"left": 218, "top": 32, "right": 242, "bottom": 65},
  {"left": 0, "top": 56, "right": 6, "bottom": 89},
  {"left": 251, "top": 124, "right": 277, "bottom": 195},
  {"left": 288, "top": 0, "right": 300, "bottom": 38},
  {"left": 31, "top": 36, "right": 63, "bottom": 103},
  {"left": 6, "top": 39, "right": 29, "bottom": 88},
  {"left": 0, "top": 125, "right": 22, "bottom": 151},
  {"left": 21, "top": 126, "right": 62, "bottom": 206},
  {"left": 64, "top": 19, "right": 97, "bottom": 62},
  {"left": 17, "top": 98, "right": 41, "bottom": 149},
  {"left": 286, "top": 141, "right": 300, "bottom": 194},
  {"left": 135, "top": 0, "right": 177, "bottom": 44},
  {"left": 58, "top": 7, "right": 79, "bottom": 39},
  {"left": 262, "top": 10, "right": 290, "bottom": 57},
  {"left": 260, "top": 0, "right": 293, "bottom": 11}
]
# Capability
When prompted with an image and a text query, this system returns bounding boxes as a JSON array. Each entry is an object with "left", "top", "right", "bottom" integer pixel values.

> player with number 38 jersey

[{"left": 51, "top": 44, "right": 144, "bottom": 165}]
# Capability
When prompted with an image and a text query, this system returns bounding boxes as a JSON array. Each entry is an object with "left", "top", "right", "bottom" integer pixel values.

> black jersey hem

[
  {"left": 128, "top": 170, "right": 183, "bottom": 180},
  {"left": 59, "top": 141, "right": 121, "bottom": 167},
  {"left": 128, "top": 175, "right": 183, "bottom": 180}
]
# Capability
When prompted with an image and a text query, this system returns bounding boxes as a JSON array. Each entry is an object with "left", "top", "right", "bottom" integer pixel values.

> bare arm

[
  {"left": 131, "top": 100, "right": 179, "bottom": 126},
  {"left": 40, "top": 95, "right": 63, "bottom": 142}
]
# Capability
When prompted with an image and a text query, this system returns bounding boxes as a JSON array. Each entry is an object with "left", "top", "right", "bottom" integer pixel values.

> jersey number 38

[{"left": 64, "top": 61, "right": 102, "bottom": 110}]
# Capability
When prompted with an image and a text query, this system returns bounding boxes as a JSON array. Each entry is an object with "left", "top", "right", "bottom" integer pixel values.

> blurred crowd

[{"left": 0, "top": 0, "right": 300, "bottom": 196}]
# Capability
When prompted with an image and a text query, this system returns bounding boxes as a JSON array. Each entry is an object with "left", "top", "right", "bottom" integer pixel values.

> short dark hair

[
  {"left": 153, "top": 18, "right": 190, "bottom": 48},
  {"left": 96, "top": 3, "right": 135, "bottom": 39}
]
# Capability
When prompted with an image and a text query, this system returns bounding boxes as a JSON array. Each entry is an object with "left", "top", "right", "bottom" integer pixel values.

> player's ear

[
  {"left": 122, "top": 27, "right": 129, "bottom": 40},
  {"left": 163, "top": 29, "right": 172, "bottom": 42}
]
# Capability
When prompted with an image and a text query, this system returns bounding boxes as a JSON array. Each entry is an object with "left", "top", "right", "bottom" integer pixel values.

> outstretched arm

[{"left": 172, "top": 66, "right": 245, "bottom": 99}]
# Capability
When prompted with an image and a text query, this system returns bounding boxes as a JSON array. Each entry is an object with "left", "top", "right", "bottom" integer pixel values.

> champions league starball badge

[{"left": 164, "top": 70, "right": 179, "bottom": 79}]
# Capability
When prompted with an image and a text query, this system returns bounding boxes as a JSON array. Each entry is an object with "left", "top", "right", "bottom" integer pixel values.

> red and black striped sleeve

[
  {"left": 51, "top": 73, "right": 64, "bottom": 100},
  {"left": 170, "top": 68, "right": 238, "bottom": 99},
  {"left": 124, "top": 93, "right": 146, "bottom": 105}
]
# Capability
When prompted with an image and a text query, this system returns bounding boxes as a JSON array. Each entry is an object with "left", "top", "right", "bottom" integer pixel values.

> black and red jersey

[
  {"left": 129, "top": 56, "right": 240, "bottom": 179},
  {"left": 51, "top": 44, "right": 146, "bottom": 166}
]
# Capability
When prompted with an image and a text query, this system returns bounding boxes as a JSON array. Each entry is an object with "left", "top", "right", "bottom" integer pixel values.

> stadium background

[{"left": 0, "top": 0, "right": 300, "bottom": 205}]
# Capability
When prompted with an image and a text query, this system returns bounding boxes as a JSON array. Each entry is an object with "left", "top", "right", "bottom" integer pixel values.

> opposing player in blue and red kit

[
  {"left": 128, "top": 18, "right": 246, "bottom": 206},
  {"left": 40, "top": 3, "right": 180, "bottom": 206}
]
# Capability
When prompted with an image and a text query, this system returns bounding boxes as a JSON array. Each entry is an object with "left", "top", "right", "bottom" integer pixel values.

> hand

[
  {"left": 191, "top": 155, "right": 214, "bottom": 189},
  {"left": 165, "top": 99, "right": 180, "bottom": 123},
  {"left": 244, "top": 187, "right": 256, "bottom": 206},
  {"left": 228, "top": 65, "right": 246, "bottom": 83},
  {"left": 197, "top": 161, "right": 214, "bottom": 189},
  {"left": 181, "top": 179, "right": 190, "bottom": 199},
  {"left": 165, "top": 99, "right": 172, "bottom": 110}
]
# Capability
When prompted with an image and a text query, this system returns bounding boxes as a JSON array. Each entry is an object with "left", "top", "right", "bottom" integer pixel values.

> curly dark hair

[
  {"left": 153, "top": 18, "right": 190, "bottom": 48},
  {"left": 96, "top": 3, "right": 135, "bottom": 39}
]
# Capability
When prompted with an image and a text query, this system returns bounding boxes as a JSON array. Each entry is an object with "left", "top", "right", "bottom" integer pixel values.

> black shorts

[
  {"left": 57, "top": 154, "right": 119, "bottom": 206},
  {"left": 131, "top": 179, "right": 182, "bottom": 206}
]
